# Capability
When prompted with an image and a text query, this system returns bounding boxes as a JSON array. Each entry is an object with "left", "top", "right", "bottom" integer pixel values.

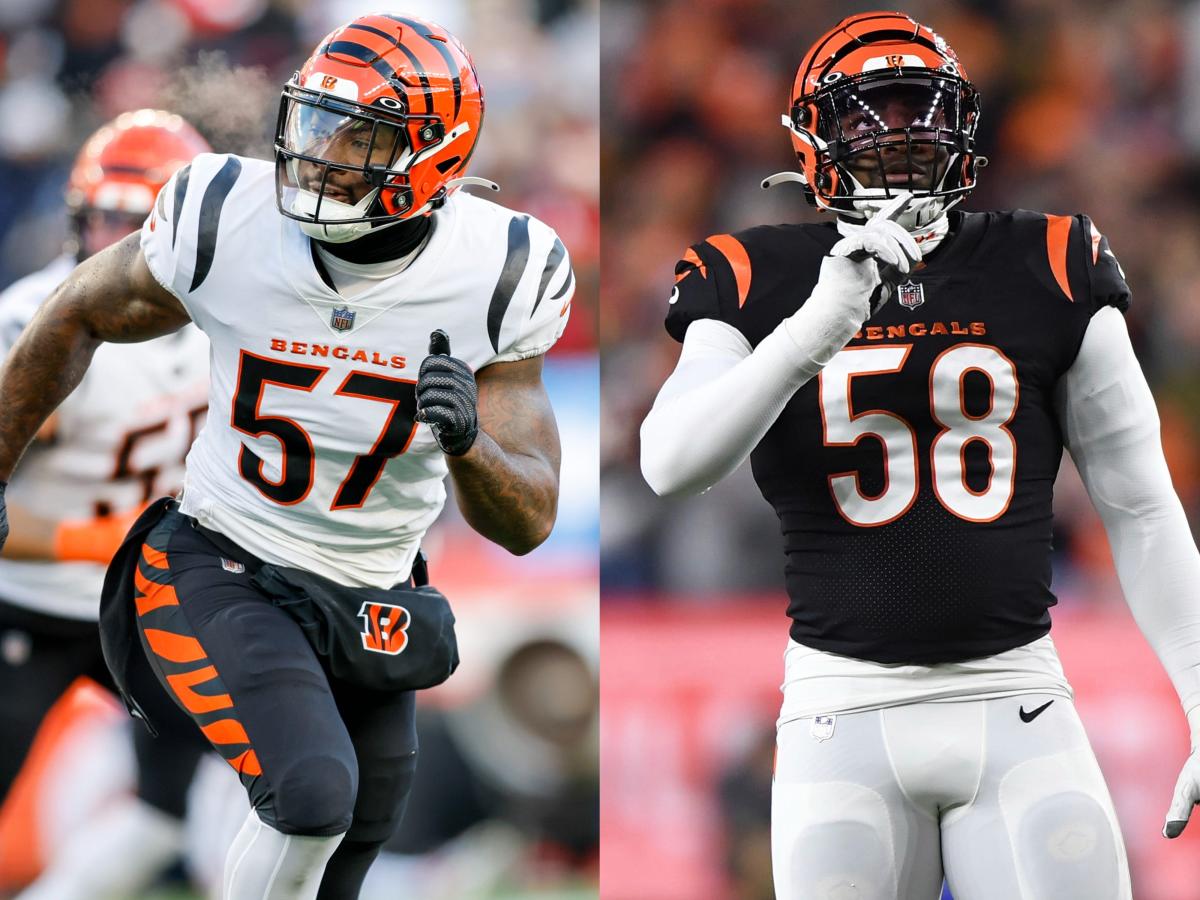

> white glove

[
  {"left": 1164, "top": 708, "right": 1200, "bottom": 838},
  {"left": 783, "top": 192, "right": 922, "bottom": 368}
]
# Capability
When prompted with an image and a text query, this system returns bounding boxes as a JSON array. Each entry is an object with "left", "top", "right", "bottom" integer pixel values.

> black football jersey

[{"left": 665, "top": 210, "right": 1132, "bottom": 664}]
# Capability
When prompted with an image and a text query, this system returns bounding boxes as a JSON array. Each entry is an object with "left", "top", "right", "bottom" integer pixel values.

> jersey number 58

[{"left": 819, "top": 343, "right": 1018, "bottom": 526}]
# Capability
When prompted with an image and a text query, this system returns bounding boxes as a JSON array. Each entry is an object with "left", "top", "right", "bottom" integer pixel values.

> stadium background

[
  {"left": 601, "top": 1, "right": 1200, "bottom": 898},
  {"left": 0, "top": 0, "right": 599, "bottom": 898}
]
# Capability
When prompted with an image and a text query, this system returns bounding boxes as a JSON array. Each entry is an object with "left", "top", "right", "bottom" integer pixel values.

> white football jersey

[
  {"left": 0, "top": 255, "right": 210, "bottom": 620},
  {"left": 141, "top": 153, "right": 573, "bottom": 588}
]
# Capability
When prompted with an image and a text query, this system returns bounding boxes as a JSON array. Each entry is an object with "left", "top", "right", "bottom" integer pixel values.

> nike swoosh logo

[{"left": 1019, "top": 700, "right": 1054, "bottom": 723}]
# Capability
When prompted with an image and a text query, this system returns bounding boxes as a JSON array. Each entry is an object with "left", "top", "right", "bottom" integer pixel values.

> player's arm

[
  {"left": 0, "top": 232, "right": 189, "bottom": 486},
  {"left": 416, "top": 334, "right": 560, "bottom": 555},
  {"left": 0, "top": 501, "right": 147, "bottom": 562},
  {"left": 1056, "top": 305, "right": 1200, "bottom": 838},
  {"left": 641, "top": 196, "right": 920, "bottom": 497}
]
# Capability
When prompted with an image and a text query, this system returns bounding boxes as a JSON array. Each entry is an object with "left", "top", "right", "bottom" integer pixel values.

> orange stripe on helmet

[
  {"left": 143, "top": 628, "right": 207, "bottom": 664},
  {"left": 166, "top": 666, "right": 234, "bottom": 714},
  {"left": 135, "top": 576, "right": 179, "bottom": 616},
  {"left": 705, "top": 234, "right": 753, "bottom": 308},
  {"left": 228, "top": 749, "right": 262, "bottom": 777},
  {"left": 1044, "top": 214, "right": 1074, "bottom": 302},
  {"left": 202, "top": 718, "right": 251, "bottom": 746}
]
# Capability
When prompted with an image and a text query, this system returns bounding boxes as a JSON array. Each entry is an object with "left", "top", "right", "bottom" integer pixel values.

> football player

[
  {"left": 0, "top": 14, "right": 572, "bottom": 900},
  {"left": 0, "top": 109, "right": 212, "bottom": 900},
  {"left": 640, "top": 12, "right": 1200, "bottom": 899}
]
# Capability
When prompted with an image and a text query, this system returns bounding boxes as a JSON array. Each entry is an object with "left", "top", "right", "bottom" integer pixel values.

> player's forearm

[
  {"left": 1102, "top": 500, "right": 1200, "bottom": 714},
  {"left": 1064, "top": 307, "right": 1200, "bottom": 713},
  {"left": 0, "top": 303, "right": 99, "bottom": 480},
  {"left": 447, "top": 432, "right": 559, "bottom": 554},
  {"left": 641, "top": 320, "right": 820, "bottom": 496},
  {"left": 0, "top": 502, "right": 57, "bottom": 558}
]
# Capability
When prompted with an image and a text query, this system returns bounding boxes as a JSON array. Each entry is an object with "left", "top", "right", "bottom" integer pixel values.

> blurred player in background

[
  {"left": 0, "top": 12, "right": 573, "bottom": 900},
  {"left": 641, "top": 11, "right": 1200, "bottom": 899},
  {"left": 0, "top": 108, "right": 212, "bottom": 899}
]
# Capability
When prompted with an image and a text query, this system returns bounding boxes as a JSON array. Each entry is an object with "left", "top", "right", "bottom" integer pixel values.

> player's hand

[
  {"left": 0, "top": 480, "right": 8, "bottom": 552},
  {"left": 822, "top": 192, "right": 922, "bottom": 315},
  {"left": 416, "top": 330, "right": 479, "bottom": 456},
  {"left": 1164, "top": 749, "right": 1200, "bottom": 838}
]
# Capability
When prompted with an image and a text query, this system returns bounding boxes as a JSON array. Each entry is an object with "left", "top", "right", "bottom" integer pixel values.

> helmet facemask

[
  {"left": 787, "top": 71, "right": 982, "bottom": 228},
  {"left": 275, "top": 81, "right": 450, "bottom": 243}
]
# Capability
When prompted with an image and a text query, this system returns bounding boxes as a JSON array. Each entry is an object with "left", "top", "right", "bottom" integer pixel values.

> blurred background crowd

[
  {"left": 0, "top": 0, "right": 598, "bottom": 898},
  {"left": 601, "top": 0, "right": 1200, "bottom": 898}
]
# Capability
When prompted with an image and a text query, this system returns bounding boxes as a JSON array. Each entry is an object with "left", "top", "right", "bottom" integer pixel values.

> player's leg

[
  {"left": 133, "top": 510, "right": 358, "bottom": 898},
  {"left": 940, "top": 694, "right": 1132, "bottom": 900},
  {"left": 13, "top": 644, "right": 206, "bottom": 900},
  {"left": 317, "top": 687, "right": 419, "bottom": 899},
  {"left": 772, "top": 708, "right": 944, "bottom": 900},
  {"left": 0, "top": 600, "right": 94, "bottom": 805}
]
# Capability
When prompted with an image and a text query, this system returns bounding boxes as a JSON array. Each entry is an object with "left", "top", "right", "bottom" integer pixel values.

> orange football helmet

[
  {"left": 67, "top": 109, "right": 210, "bottom": 259},
  {"left": 778, "top": 11, "right": 984, "bottom": 225},
  {"left": 275, "top": 13, "right": 486, "bottom": 242}
]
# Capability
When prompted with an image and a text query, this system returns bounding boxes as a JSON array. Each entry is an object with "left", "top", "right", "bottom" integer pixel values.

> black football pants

[{"left": 132, "top": 509, "right": 418, "bottom": 900}]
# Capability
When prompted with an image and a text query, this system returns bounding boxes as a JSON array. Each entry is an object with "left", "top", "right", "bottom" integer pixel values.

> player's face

[
  {"left": 831, "top": 80, "right": 955, "bottom": 191},
  {"left": 80, "top": 209, "right": 147, "bottom": 259},
  {"left": 284, "top": 104, "right": 406, "bottom": 206}
]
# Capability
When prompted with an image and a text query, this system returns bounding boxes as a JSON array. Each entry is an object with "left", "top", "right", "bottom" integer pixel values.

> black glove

[
  {"left": 416, "top": 330, "right": 479, "bottom": 456},
  {"left": 0, "top": 480, "right": 8, "bottom": 552}
]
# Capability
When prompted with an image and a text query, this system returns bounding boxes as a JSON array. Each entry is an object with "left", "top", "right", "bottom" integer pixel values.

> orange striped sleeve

[
  {"left": 1044, "top": 214, "right": 1074, "bottom": 302},
  {"left": 705, "top": 234, "right": 752, "bottom": 308}
]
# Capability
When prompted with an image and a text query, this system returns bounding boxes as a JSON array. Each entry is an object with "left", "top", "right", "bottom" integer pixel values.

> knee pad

[
  {"left": 773, "top": 781, "right": 896, "bottom": 900},
  {"left": 266, "top": 753, "right": 358, "bottom": 836},
  {"left": 999, "top": 749, "right": 1128, "bottom": 900},
  {"left": 344, "top": 746, "right": 418, "bottom": 845}
]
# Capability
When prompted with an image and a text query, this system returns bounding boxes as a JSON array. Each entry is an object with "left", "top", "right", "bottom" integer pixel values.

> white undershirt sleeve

[
  {"left": 1057, "top": 306, "right": 1200, "bottom": 718},
  {"left": 640, "top": 318, "right": 819, "bottom": 496}
]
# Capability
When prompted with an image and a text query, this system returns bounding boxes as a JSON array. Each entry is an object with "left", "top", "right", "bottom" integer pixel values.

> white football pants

[{"left": 772, "top": 694, "right": 1132, "bottom": 900}]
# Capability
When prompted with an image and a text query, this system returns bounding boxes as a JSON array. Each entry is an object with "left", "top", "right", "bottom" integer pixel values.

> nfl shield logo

[
  {"left": 898, "top": 280, "right": 925, "bottom": 311},
  {"left": 811, "top": 714, "right": 836, "bottom": 742},
  {"left": 330, "top": 306, "right": 356, "bottom": 332}
]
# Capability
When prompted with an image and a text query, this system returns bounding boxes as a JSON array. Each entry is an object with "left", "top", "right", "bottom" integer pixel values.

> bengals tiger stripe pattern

[{"left": 133, "top": 530, "right": 263, "bottom": 781}]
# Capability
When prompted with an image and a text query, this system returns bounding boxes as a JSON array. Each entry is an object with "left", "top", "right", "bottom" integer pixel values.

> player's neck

[{"left": 317, "top": 215, "right": 432, "bottom": 265}]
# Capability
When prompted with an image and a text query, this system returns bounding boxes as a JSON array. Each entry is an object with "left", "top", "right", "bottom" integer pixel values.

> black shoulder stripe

[
  {"left": 171, "top": 163, "right": 191, "bottom": 249},
  {"left": 550, "top": 269, "right": 574, "bottom": 302},
  {"left": 189, "top": 157, "right": 242, "bottom": 293},
  {"left": 383, "top": 15, "right": 463, "bottom": 119},
  {"left": 531, "top": 238, "right": 567, "bottom": 315},
  {"left": 487, "top": 216, "right": 531, "bottom": 352}
]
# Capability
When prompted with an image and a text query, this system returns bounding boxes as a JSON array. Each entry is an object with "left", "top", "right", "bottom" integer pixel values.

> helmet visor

[
  {"left": 276, "top": 90, "right": 412, "bottom": 224},
  {"left": 280, "top": 100, "right": 407, "bottom": 174}
]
